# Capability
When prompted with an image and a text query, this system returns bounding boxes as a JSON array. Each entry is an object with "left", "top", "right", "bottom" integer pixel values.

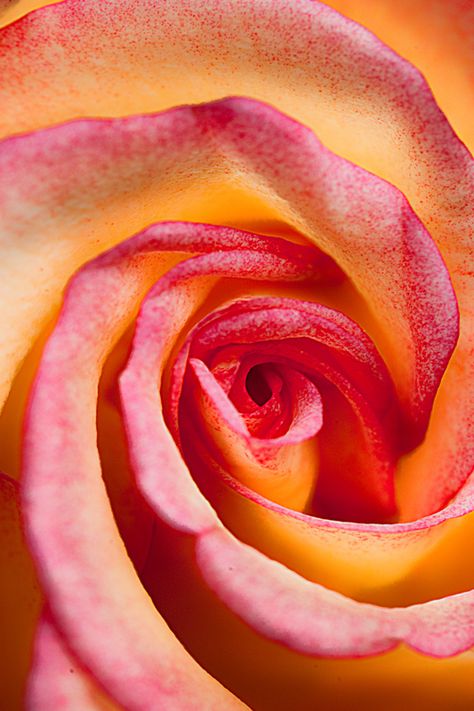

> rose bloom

[{"left": 0, "top": 0, "right": 473, "bottom": 709}]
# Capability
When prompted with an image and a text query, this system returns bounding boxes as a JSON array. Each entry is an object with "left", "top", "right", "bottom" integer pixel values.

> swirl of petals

[
  {"left": 23, "top": 223, "right": 333, "bottom": 709},
  {"left": 0, "top": 0, "right": 469, "bottom": 705},
  {"left": 118, "top": 227, "right": 473, "bottom": 658},
  {"left": 170, "top": 296, "right": 402, "bottom": 522},
  {"left": 1, "top": 96, "right": 464, "bottom": 519},
  {"left": 186, "top": 357, "right": 325, "bottom": 512},
  {"left": 21, "top": 218, "right": 470, "bottom": 705}
]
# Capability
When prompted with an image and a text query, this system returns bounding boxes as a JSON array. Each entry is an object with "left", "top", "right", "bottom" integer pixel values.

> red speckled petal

[
  {"left": 0, "top": 0, "right": 472, "bottom": 519},
  {"left": 22, "top": 223, "right": 327, "bottom": 709},
  {"left": 121, "top": 249, "right": 324, "bottom": 530},
  {"left": 117, "top": 227, "right": 473, "bottom": 656},
  {"left": 0, "top": 100, "right": 460, "bottom": 519},
  {"left": 27, "top": 615, "right": 119, "bottom": 711},
  {"left": 176, "top": 296, "right": 400, "bottom": 522},
  {"left": 325, "top": 0, "right": 474, "bottom": 152}
]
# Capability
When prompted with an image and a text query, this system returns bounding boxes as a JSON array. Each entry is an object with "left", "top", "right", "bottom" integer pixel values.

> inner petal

[
  {"left": 175, "top": 297, "right": 400, "bottom": 523},
  {"left": 186, "top": 358, "right": 322, "bottom": 511}
]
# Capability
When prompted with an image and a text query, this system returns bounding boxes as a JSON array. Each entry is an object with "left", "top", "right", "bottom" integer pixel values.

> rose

[
  {"left": 0, "top": 2, "right": 467, "bottom": 703},
  {"left": 0, "top": 1, "right": 473, "bottom": 709}
]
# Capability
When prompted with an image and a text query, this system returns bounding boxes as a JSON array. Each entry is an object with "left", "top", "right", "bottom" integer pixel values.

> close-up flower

[{"left": 0, "top": 1, "right": 473, "bottom": 709}]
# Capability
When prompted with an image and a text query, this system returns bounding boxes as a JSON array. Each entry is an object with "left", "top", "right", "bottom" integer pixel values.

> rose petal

[
  {"left": 23, "top": 222, "right": 326, "bottom": 709},
  {"left": 175, "top": 296, "right": 400, "bottom": 522},
  {"left": 142, "top": 517, "right": 474, "bottom": 711},
  {"left": 121, "top": 234, "right": 326, "bottom": 531},
  {"left": 326, "top": 0, "right": 474, "bottom": 152},
  {"left": 188, "top": 358, "right": 322, "bottom": 511},
  {"left": 23, "top": 228, "right": 253, "bottom": 710},
  {"left": 115, "top": 226, "right": 474, "bottom": 655},
  {"left": 27, "top": 614, "right": 119, "bottom": 711},
  {"left": 1, "top": 0, "right": 472, "bottom": 514},
  {"left": 196, "top": 526, "right": 474, "bottom": 658},
  {"left": 20, "top": 215, "right": 474, "bottom": 678}
]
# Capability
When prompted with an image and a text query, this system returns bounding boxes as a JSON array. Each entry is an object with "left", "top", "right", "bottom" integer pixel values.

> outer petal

[
  {"left": 23, "top": 223, "right": 329, "bottom": 710},
  {"left": 326, "top": 0, "right": 474, "bottom": 152},
  {"left": 143, "top": 519, "right": 474, "bottom": 711},
  {"left": 0, "top": 0, "right": 471, "bottom": 257},
  {"left": 22, "top": 235, "right": 250, "bottom": 710}
]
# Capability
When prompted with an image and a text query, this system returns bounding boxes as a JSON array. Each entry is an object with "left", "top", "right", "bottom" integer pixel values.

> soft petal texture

[
  {"left": 196, "top": 528, "right": 474, "bottom": 657},
  {"left": 0, "top": 98, "right": 462, "bottom": 522},
  {"left": 0, "top": 473, "right": 42, "bottom": 710},
  {"left": 188, "top": 357, "right": 322, "bottom": 512},
  {"left": 2, "top": 0, "right": 472, "bottom": 520},
  {"left": 23, "top": 223, "right": 333, "bottom": 710},
  {"left": 114, "top": 228, "right": 474, "bottom": 657},
  {"left": 0, "top": 0, "right": 471, "bottom": 262},
  {"left": 179, "top": 297, "right": 401, "bottom": 522},
  {"left": 1, "top": 1, "right": 473, "bottom": 705},
  {"left": 326, "top": 0, "right": 474, "bottom": 152},
  {"left": 27, "top": 615, "right": 120, "bottom": 711},
  {"left": 21, "top": 219, "right": 471, "bottom": 666}
]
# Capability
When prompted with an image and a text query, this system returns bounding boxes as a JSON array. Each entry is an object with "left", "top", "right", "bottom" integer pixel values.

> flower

[{"left": 0, "top": 1, "right": 473, "bottom": 709}]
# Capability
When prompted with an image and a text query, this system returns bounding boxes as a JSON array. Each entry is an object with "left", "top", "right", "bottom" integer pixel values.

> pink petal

[
  {"left": 21, "top": 216, "right": 471, "bottom": 667},
  {"left": 325, "top": 0, "right": 474, "bottom": 152},
  {"left": 196, "top": 526, "right": 474, "bottom": 658},
  {"left": 22, "top": 226, "right": 259, "bottom": 710},
  {"left": 27, "top": 614, "right": 118, "bottom": 711},
  {"left": 175, "top": 296, "right": 400, "bottom": 522}
]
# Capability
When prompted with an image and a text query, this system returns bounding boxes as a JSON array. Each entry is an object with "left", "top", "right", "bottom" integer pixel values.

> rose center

[{"left": 245, "top": 365, "right": 272, "bottom": 406}]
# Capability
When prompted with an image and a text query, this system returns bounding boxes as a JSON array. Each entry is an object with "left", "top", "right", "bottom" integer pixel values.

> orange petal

[{"left": 325, "top": 0, "right": 474, "bottom": 152}]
